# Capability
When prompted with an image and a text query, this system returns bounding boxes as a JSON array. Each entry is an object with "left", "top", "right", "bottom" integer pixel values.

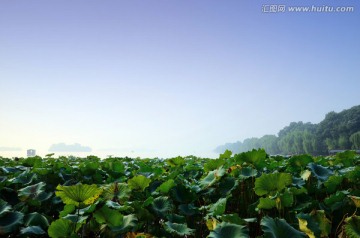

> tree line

[{"left": 216, "top": 105, "right": 360, "bottom": 155}]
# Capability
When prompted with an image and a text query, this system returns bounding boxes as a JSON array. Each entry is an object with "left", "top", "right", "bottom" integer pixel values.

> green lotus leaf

[
  {"left": 204, "top": 159, "right": 225, "bottom": 172},
  {"left": 324, "top": 175, "right": 343, "bottom": 193},
  {"left": 167, "top": 213, "right": 186, "bottom": 223},
  {"left": 267, "top": 160, "right": 283, "bottom": 171},
  {"left": 59, "top": 204, "right": 76, "bottom": 217},
  {"left": 136, "top": 163, "right": 153, "bottom": 174},
  {"left": 343, "top": 166, "right": 360, "bottom": 185},
  {"left": 334, "top": 150, "right": 357, "bottom": 167},
  {"left": 55, "top": 183, "right": 103, "bottom": 207},
  {"left": 200, "top": 170, "right": 217, "bottom": 188},
  {"left": 166, "top": 156, "right": 186, "bottom": 167},
  {"left": 290, "top": 187, "right": 307, "bottom": 196},
  {"left": 93, "top": 205, "right": 123, "bottom": 227},
  {"left": 220, "top": 214, "right": 249, "bottom": 225},
  {"left": 258, "top": 197, "right": 276, "bottom": 210},
  {"left": 287, "top": 155, "right": 314, "bottom": 172},
  {"left": 9, "top": 171, "right": 37, "bottom": 185},
  {"left": 20, "top": 226, "right": 46, "bottom": 235},
  {"left": 219, "top": 177, "right": 238, "bottom": 196},
  {"left": 0, "top": 211, "right": 24, "bottom": 235},
  {"left": 219, "top": 150, "right": 232, "bottom": 159},
  {"left": 293, "top": 177, "right": 305, "bottom": 187},
  {"left": 105, "top": 200, "right": 122, "bottom": 209},
  {"left": 178, "top": 203, "right": 199, "bottom": 216},
  {"left": 0, "top": 199, "right": 11, "bottom": 215},
  {"left": 143, "top": 196, "right": 154, "bottom": 207},
  {"left": 343, "top": 216, "right": 360, "bottom": 238},
  {"left": 62, "top": 214, "right": 88, "bottom": 224},
  {"left": 79, "top": 161, "right": 99, "bottom": 176},
  {"left": 103, "top": 182, "right": 130, "bottom": 202},
  {"left": 128, "top": 175, "right": 151, "bottom": 191},
  {"left": 261, "top": 216, "right": 306, "bottom": 238},
  {"left": 18, "top": 182, "right": 46, "bottom": 201},
  {"left": 0, "top": 176, "right": 7, "bottom": 183},
  {"left": 79, "top": 203, "right": 98, "bottom": 215},
  {"left": 1, "top": 166, "right": 23, "bottom": 174},
  {"left": 111, "top": 214, "right": 138, "bottom": 233},
  {"left": 156, "top": 179, "right": 176, "bottom": 194},
  {"left": 238, "top": 167, "right": 258, "bottom": 179},
  {"left": 24, "top": 212, "right": 49, "bottom": 229},
  {"left": 48, "top": 218, "right": 74, "bottom": 238},
  {"left": 107, "top": 160, "right": 126, "bottom": 173},
  {"left": 151, "top": 196, "right": 173, "bottom": 216},
  {"left": 171, "top": 184, "right": 197, "bottom": 203},
  {"left": 33, "top": 168, "right": 51, "bottom": 175},
  {"left": 307, "top": 163, "right": 333, "bottom": 182},
  {"left": 324, "top": 190, "right": 349, "bottom": 212},
  {"left": 208, "top": 222, "right": 249, "bottom": 238},
  {"left": 38, "top": 191, "right": 53, "bottom": 202},
  {"left": 163, "top": 221, "right": 195, "bottom": 236},
  {"left": 200, "top": 167, "right": 225, "bottom": 188},
  {"left": 22, "top": 157, "right": 43, "bottom": 167},
  {"left": 254, "top": 173, "right": 292, "bottom": 196},
  {"left": 234, "top": 149, "right": 267, "bottom": 169},
  {"left": 208, "top": 197, "right": 227, "bottom": 216},
  {"left": 277, "top": 190, "right": 294, "bottom": 210}
]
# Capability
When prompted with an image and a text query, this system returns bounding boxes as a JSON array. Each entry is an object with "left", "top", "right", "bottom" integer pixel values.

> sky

[{"left": 1, "top": 0, "right": 359, "bottom": 158}]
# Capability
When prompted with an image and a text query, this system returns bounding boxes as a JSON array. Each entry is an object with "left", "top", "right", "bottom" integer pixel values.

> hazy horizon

[{"left": 1, "top": 0, "right": 359, "bottom": 159}]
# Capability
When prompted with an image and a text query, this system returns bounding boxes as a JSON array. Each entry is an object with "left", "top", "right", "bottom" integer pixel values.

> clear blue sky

[{"left": 1, "top": 0, "right": 359, "bottom": 158}]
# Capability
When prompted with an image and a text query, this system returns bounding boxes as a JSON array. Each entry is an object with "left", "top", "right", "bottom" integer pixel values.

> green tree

[{"left": 350, "top": 131, "right": 360, "bottom": 149}]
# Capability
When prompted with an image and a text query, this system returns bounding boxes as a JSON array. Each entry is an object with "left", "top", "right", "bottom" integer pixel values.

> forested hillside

[{"left": 216, "top": 105, "right": 360, "bottom": 155}]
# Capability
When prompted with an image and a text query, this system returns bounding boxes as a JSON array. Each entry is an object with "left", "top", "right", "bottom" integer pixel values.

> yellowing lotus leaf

[{"left": 55, "top": 184, "right": 103, "bottom": 207}]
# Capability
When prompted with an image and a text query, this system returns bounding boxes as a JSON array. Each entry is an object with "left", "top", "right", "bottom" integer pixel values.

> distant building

[{"left": 27, "top": 149, "right": 36, "bottom": 157}]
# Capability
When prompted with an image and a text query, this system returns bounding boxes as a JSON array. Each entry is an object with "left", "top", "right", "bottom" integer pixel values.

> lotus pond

[{"left": 1, "top": 149, "right": 360, "bottom": 237}]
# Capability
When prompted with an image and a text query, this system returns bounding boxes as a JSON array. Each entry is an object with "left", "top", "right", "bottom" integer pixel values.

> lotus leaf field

[{"left": 1, "top": 149, "right": 360, "bottom": 237}]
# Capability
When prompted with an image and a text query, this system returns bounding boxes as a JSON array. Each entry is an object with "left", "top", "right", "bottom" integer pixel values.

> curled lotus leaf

[
  {"left": 0, "top": 211, "right": 24, "bottom": 235},
  {"left": 307, "top": 163, "right": 333, "bottom": 182},
  {"left": 18, "top": 182, "right": 46, "bottom": 201},
  {"left": 111, "top": 214, "right": 138, "bottom": 233},
  {"left": 0, "top": 199, "right": 11, "bottom": 215},
  {"left": 20, "top": 226, "right": 46, "bottom": 235},
  {"left": 261, "top": 216, "right": 306, "bottom": 238},
  {"left": 24, "top": 212, "right": 49, "bottom": 229}
]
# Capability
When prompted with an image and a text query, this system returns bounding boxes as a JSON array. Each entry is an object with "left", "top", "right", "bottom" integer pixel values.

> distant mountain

[{"left": 215, "top": 105, "right": 360, "bottom": 155}]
